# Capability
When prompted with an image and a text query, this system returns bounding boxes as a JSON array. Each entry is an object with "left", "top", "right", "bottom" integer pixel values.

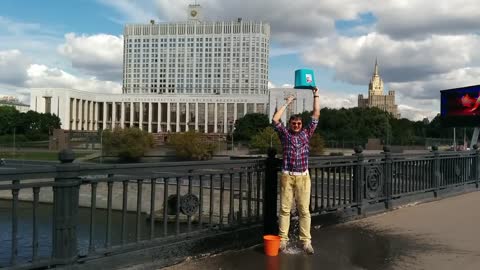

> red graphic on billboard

[{"left": 460, "top": 93, "right": 480, "bottom": 112}]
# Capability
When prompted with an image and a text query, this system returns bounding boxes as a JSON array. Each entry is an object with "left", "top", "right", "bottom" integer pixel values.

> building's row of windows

[
  {"left": 126, "top": 70, "right": 268, "bottom": 76},
  {"left": 128, "top": 43, "right": 268, "bottom": 49},
  {"left": 128, "top": 37, "right": 268, "bottom": 43},
  {"left": 123, "top": 88, "right": 269, "bottom": 95},
  {"left": 125, "top": 53, "right": 267, "bottom": 63},
  {"left": 127, "top": 49, "right": 267, "bottom": 55}
]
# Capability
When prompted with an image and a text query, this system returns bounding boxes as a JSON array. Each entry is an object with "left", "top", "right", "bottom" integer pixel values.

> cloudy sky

[{"left": 1, "top": 0, "right": 479, "bottom": 121}]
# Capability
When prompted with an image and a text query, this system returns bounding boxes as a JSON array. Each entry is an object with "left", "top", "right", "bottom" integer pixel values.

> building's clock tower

[{"left": 188, "top": 4, "right": 202, "bottom": 21}]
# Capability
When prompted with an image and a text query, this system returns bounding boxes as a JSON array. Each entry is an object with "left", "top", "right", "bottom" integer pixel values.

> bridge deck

[{"left": 162, "top": 191, "right": 480, "bottom": 270}]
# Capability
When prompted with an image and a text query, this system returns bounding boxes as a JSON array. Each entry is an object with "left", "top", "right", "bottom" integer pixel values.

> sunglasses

[{"left": 290, "top": 122, "right": 302, "bottom": 126}]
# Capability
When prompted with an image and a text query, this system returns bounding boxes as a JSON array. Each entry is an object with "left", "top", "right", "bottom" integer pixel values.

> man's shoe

[
  {"left": 279, "top": 240, "right": 288, "bottom": 251},
  {"left": 302, "top": 240, "right": 314, "bottom": 255}
]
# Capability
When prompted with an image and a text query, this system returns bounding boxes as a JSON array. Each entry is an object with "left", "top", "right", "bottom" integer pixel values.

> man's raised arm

[
  {"left": 312, "top": 87, "right": 320, "bottom": 120},
  {"left": 272, "top": 95, "right": 295, "bottom": 124}
]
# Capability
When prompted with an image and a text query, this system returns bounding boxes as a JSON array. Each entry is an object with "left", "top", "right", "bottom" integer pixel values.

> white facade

[
  {"left": 30, "top": 88, "right": 268, "bottom": 133},
  {"left": 123, "top": 14, "right": 270, "bottom": 96}
]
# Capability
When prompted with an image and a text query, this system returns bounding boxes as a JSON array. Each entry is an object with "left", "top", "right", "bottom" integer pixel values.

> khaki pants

[{"left": 278, "top": 173, "right": 311, "bottom": 242}]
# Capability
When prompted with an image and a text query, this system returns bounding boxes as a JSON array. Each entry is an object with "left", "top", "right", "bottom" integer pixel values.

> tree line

[
  {"left": 0, "top": 106, "right": 61, "bottom": 142},
  {"left": 233, "top": 107, "right": 454, "bottom": 148}
]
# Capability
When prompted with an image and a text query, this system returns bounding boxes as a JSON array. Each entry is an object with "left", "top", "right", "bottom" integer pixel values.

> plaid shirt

[{"left": 273, "top": 118, "right": 319, "bottom": 172}]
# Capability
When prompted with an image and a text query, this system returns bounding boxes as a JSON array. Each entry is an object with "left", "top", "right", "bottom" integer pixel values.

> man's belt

[{"left": 282, "top": 170, "right": 309, "bottom": 176}]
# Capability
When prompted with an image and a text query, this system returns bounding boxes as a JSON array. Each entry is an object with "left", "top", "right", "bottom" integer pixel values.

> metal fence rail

[
  {"left": 0, "top": 157, "right": 264, "bottom": 269},
  {"left": 0, "top": 146, "right": 480, "bottom": 269}
]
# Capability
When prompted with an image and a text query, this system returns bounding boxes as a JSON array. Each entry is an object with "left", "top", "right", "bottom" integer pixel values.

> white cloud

[
  {"left": 372, "top": 0, "right": 480, "bottom": 39},
  {"left": 58, "top": 33, "right": 123, "bottom": 80},
  {"left": 398, "top": 104, "right": 438, "bottom": 122},
  {"left": 99, "top": 0, "right": 480, "bottom": 44},
  {"left": 26, "top": 64, "right": 122, "bottom": 94},
  {"left": 318, "top": 89, "right": 357, "bottom": 109},
  {"left": 303, "top": 33, "right": 480, "bottom": 85},
  {"left": 0, "top": 50, "right": 30, "bottom": 85}
]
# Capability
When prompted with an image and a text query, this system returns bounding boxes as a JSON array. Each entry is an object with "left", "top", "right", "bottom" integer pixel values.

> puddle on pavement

[{"left": 164, "top": 223, "right": 447, "bottom": 270}]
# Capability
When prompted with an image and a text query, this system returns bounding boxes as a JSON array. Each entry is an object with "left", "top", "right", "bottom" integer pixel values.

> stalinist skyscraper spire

[
  {"left": 368, "top": 58, "right": 384, "bottom": 96},
  {"left": 358, "top": 60, "right": 400, "bottom": 118}
]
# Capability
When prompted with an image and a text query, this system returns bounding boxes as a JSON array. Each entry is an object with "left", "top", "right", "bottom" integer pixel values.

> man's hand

[
  {"left": 286, "top": 95, "right": 295, "bottom": 105},
  {"left": 312, "top": 87, "right": 319, "bottom": 96}
]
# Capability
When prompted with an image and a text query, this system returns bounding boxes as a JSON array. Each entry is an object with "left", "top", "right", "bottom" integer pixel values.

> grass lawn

[{"left": 0, "top": 151, "right": 96, "bottom": 161}]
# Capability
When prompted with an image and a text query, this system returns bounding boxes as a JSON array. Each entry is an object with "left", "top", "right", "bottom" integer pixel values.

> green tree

[
  {"left": 249, "top": 127, "right": 281, "bottom": 154},
  {"left": 426, "top": 114, "right": 451, "bottom": 138},
  {"left": 309, "top": 133, "right": 325, "bottom": 155},
  {"left": 233, "top": 113, "right": 270, "bottom": 141},
  {"left": 0, "top": 107, "right": 61, "bottom": 141},
  {"left": 168, "top": 130, "right": 216, "bottom": 160},
  {"left": 317, "top": 107, "right": 392, "bottom": 146},
  {"left": 103, "top": 128, "right": 154, "bottom": 162},
  {"left": 20, "top": 111, "right": 61, "bottom": 140},
  {"left": 0, "top": 106, "right": 20, "bottom": 135}
]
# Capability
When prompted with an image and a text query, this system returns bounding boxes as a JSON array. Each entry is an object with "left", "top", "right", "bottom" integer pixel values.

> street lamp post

[
  {"left": 100, "top": 129, "right": 106, "bottom": 163},
  {"left": 231, "top": 126, "right": 235, "bottom": 152},
  {"left": 13, "top": 127, "right": 16, "bottom": 158}
]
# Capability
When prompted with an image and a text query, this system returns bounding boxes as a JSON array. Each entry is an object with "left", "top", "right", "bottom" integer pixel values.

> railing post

[
  {"left": 353, "top": 146, "right": 365, "bottom": 215},
  {"left": 53, "top": 149, "right": 80, "bottom": 265},
  {"left": 431, "top": 145, "right": 440, "bottom": 197},
  {"left": 263, "top": 148, "right": 280, "bottom": 235},
  {"left": 383, "top": 146, "right": 393, "bottom": 210},
  {"left": 475, "top": 144, "right": 480, "bottom": 188}
]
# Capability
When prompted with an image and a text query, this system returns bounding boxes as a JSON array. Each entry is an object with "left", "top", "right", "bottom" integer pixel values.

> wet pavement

[
  {"left": 163, "top": 225, "right": 436, "bottom": 270},
  {"left": 163, "top": 191, "right": 480, "bottom": 270}
]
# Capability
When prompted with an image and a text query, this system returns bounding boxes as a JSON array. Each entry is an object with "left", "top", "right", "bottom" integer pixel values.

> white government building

[
  {"left": 30, "top": 5, "right": 314, "bottom": 133},
  {"left": 30, "top": 5, "right": 271, "bottom": 134}
]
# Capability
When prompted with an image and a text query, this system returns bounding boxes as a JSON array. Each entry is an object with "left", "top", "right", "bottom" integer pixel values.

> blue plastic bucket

[{"left": 294, "top": 69, "right": 316, "bottom": 89}]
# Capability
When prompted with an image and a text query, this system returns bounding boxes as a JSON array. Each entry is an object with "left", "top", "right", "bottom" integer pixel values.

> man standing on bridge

[{"left": 272, "top": 87, "right": 320, "bottom": 254}]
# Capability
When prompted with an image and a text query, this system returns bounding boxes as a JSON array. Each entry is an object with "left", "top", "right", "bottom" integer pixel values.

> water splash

[
  {"left": 289, "top": 206, "right": 300, "bottom": 242},
  {"left": 283, "top": 203, "right": 302, "bottom": 254},
  {"left": 282, "top": 244, "right": 303, "bottom": 255}
]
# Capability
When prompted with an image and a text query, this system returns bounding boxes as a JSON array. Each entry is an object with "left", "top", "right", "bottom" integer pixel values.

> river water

[{"left": 0, "top": 200, "right": 175, "bottom": 267}]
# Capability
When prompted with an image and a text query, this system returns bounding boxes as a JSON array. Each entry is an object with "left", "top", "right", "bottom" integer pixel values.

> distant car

[{"left": 0, "top": 158, "right": 5, "bottom": 166}]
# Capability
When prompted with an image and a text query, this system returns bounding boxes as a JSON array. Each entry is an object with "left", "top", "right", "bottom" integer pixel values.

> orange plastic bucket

[{"left": 263, "top": 235, "right": 281, "bottom": 256}]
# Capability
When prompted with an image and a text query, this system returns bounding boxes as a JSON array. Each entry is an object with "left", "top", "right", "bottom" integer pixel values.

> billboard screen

[{"left": 441, "top": 84, "right": 480, "bottom": 127}]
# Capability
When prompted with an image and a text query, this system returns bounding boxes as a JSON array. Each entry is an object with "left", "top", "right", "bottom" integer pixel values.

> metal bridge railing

[{"left": 1, "top": 146, "right": 480, "bottom": 269}]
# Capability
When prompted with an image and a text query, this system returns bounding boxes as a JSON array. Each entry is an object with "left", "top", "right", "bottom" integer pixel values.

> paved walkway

[{"left": 163, "top": 191, "right": 480, "bottom": 270}]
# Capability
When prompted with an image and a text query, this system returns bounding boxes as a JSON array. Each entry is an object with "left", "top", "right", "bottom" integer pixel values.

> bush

[
  {"left": 309, "top": 133, "right": 325, "bottom": 155},
  {"left": 168, "top": 130, "right": 216, "bottom": 160},
  {"left": 249, "top": 127, "right": 281, "bottom": 154},
  {"left": 103, "top": 128, "right": 154, "bottom": 162}
]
